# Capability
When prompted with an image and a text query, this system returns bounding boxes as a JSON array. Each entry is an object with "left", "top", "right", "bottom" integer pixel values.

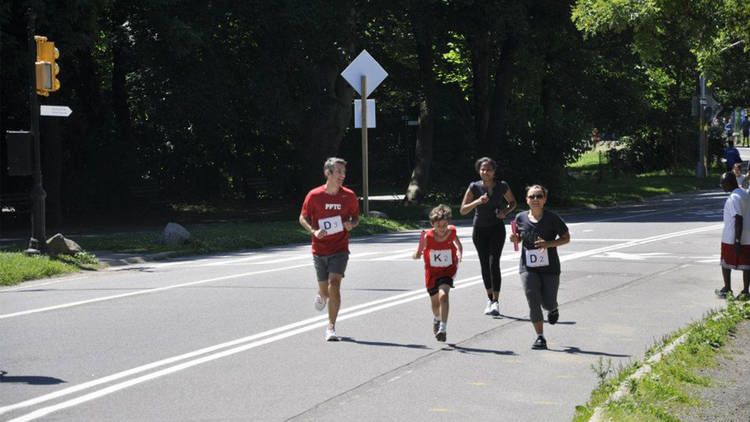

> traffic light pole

[{"left": 26, "top": 11, "right": 47, "bottom": 254}]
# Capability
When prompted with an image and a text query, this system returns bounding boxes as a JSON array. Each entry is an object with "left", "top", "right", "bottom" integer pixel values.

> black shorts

[{"left": 427, "top": 277, "right": 454, "bottom": 296}]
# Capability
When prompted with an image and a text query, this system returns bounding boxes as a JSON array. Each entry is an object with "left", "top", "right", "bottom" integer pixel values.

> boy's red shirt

[{"left": 422, "top": 225, "right": 458, "bottom": 289}]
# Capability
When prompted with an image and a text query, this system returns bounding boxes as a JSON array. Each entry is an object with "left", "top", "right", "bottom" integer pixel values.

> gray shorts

[{"left": 313, "top": 252, "right": 349, "bottom": 282}]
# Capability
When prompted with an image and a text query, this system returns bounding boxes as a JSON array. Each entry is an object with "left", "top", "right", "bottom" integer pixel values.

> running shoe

[
  {"left": 435, "top": 329, "right": 446, "bottom": 342},
  {"left": 433, "top": 319, "right": 440, "bottom": 335},
  {"left": 736, "top": 291, "right": 750, "bottom": 301},
  {"left": 489, "top": 301, "right": 500, "bottom": 316},
  {"left": 548, "top": 308, "right": 559, "bottom": 325},
  {"left": 715, "top": 287, "right": 733, "bottom": 299},
  {"left": 325, "top": 327, "right": 340, "bottom": 341},
  {"left": 483, "top": 299, "right": 493, "bottom": 315},
  {"left": 314, "top": 294, "right": 327, "bottom": 311},
  {"left": 532, "top": 336, "right": 547, "bottom": 350}
]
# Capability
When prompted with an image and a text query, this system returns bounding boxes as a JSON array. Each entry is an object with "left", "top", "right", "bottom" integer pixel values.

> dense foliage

[{"left": 2, "top": 0, "right": 749, "bottom": 225}]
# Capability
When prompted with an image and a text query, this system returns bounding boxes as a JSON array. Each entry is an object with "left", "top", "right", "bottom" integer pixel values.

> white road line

[
  {"left": 0, "top": 264, "right": 310, "bottom": 320},
  {"left": 0, "top": 276, "right": 88, "bottom": 292},
  {"left": 2, "top": 223, "right": 722, "bottom": 421}
]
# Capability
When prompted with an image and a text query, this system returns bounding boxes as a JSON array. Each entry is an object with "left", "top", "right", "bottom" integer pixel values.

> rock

[
  {"left": 368, "top": 210, "right": 388, "bottom": 219},
  {"left": 161, "top": 222, "right": 191, "bottom": 245},
  {"left": 46, "top": 233, "right": 83, "bottom": 255}
]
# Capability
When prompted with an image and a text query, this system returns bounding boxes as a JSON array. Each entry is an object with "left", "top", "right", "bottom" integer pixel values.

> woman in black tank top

[{"left": 460, "top": 157, "right": 517, "bottom": 316}]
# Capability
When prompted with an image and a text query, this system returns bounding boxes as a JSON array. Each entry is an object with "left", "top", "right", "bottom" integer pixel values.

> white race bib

[
  {"left": 525, "top": 248, "right": 549, "bottom": 268},
  {"left": 318, "top": 215, "right": 344, "bottom": 235},
  {"left": 429, "top": 249, "right": 452, "bottom": 267}
]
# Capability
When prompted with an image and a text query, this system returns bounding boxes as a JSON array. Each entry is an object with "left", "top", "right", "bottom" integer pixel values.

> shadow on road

[
  {"left": 551, "top": 346, "right": 630, "bottom": 357},
  {"left": 443, "top": 344, "right": 516, "bottom": 356},
  {"left": 0, "top": 371, "right": 66, "bottom": 385},
  {"left": 340, "top": 337, "right": 429, "bottom": 349},
  {"left": 497, "top": 313, "right": 577, "bottom": 326}
]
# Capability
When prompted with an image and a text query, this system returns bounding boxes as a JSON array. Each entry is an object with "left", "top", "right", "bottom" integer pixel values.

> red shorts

[{"left": 720, "top": 243, "right": 750, "bottom": 269}]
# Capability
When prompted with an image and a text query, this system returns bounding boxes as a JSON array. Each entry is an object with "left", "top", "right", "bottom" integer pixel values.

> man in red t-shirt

[{"left": 299, "top": 157, "right": 360, "bottom": 341}]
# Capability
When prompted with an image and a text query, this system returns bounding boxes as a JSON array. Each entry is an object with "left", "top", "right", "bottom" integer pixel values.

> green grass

[
  {"left": 0, "top": 252, "right": 100, "bottom": 286},
  {"left": 573, "top": 300, "right": 750, "bottom": 422},
  {"left": 568, "top": 149, "right": 608, "bottom": 169},
  {"left": 75, "top": 216, "right": 419, "bottom": 256},
  {"left": 559, "top": 170, "right": 721, "bottom": 208}
]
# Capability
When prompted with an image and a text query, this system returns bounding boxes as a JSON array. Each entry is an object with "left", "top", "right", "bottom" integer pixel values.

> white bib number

[
  {"left": 525, "top": 248, "right": 549, "bottom": 268},
  {"left": 318, "top": 215, "right": 344, "bottom": 235},
  {"left": 429, "top": 249, "right": 452, "bottom": 267}
]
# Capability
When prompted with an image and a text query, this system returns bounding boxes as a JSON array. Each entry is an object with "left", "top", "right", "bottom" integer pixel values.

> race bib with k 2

[
  {"left": 318, "top": 215, "right": 344, "bottom": 235},
  {"left": 429, "top": 249, "right": 452, "bottom": 267},
  {"left": 525, "top": 248, "right": 549, "bottom": 268}
]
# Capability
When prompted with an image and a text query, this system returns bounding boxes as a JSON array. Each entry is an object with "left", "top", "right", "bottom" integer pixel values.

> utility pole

[{"left": 697, "top": 73, "right": 707, "bottom": 178}]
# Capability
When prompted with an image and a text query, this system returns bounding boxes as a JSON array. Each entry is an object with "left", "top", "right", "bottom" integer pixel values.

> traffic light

[{"left": 34, "top": 35, "right": 60, "bottom": 96}]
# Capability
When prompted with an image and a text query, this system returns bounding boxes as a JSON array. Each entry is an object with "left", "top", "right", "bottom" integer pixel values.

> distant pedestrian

[
  {"left": 509, "top": 185, "right": 570, "bottom": 350},
  {"left": 460, "top": 157, "right": 517, "bottom": 317},
  {"left": 725, "top": 139, "right": 742, "bottom": 171},
  {"left": 413, "top": 204, "right": 463, "bottom": 342},
  {"left": 732, "top": 162, "right": 750, "bottom": 190},
  {"left": 299, "top": 157, "right": 360, "bottom": 341},
  {"left": 717, "top": 172, "right": 750, "bottom": 301}
]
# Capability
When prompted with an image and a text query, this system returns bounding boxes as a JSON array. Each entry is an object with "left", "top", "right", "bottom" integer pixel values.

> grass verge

[
  {"left": 560, "top": 170, "right": 721, "bottom": 208},
  {"left": 0, "top": 251, "right": 100, "bottom": 286},
  {"left": 0, "top": 217, "right": 419, "bottom": 286},
  {"left": 573, "top": 299, "right": 750, "bottom": 422}
]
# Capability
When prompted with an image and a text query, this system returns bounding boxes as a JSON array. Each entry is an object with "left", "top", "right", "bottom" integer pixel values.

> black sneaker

[
  {"left": 548, "top": 309, "right": 559, "bottom": 325},
  {"left": 715, "top": 287, "right": 733, "bottom": 298},
  {"left": 736, "top": 291, "right": 750, "bottom": 301},
  {"left": 435, "top": 330, "right": 446, "bottom": 342},
  {"left": 532, "top": 336, "right": 547, "bottom": 350},
  {"left": 433, "top": 320, "right": 440, "bottom": 335}
]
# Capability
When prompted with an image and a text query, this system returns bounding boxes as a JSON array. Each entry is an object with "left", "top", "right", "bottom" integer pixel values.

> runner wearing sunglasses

[{"left": 509, "top": 184, "right": 570, "bottom": 350}]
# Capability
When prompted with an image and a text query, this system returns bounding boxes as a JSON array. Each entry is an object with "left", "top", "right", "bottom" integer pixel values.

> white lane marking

[
  {"left": 3, "top": 223, "right": 722, "bottom": 420},
  {"left": 0, "top": 277, "right": 88, "bottom": 292},
  {"left": 0, "top": 264, "right": 310, "bottom": 320}
]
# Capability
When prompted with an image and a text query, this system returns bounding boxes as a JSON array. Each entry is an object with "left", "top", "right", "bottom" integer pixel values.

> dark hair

[
  {"left": 474, "top": 157, "right": 497, "bottom": 173},
  {"left": 721, "top": 171, "right": 739, "bottom": 192},
  {"left": 525, "top": 184, "right": 548, "bottom": 198}
]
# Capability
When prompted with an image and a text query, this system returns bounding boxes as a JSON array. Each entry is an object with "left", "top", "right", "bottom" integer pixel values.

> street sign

[
  {"left": 341, "top": 50, "right": 388, "bottom": 96},
  {"left": 40, "top": 105, "right": 72, "bottom": 117},
  {"left": 354, "top": 99, "right": 376, "bottom": 128}
]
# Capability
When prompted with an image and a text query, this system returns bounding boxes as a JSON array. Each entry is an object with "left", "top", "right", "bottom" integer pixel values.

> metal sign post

[
  {"left": 361, "top": 75, "right": 369, "bottom": 216},
  {"left": 341, "top": 50, "right": 387, "bottom": 217}
]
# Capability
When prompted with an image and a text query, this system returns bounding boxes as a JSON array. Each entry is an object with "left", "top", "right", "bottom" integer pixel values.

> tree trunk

[
  {"left": 484, "top": 36, "right": 517, "bottom": 159},
  {"left": 404, "top": 1, "right": 437, "bottom": 204}
]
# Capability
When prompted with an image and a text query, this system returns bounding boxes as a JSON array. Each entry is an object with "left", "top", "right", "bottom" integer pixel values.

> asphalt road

[{"left": 0, "top": 190, "right": 731, "bottom": 421}]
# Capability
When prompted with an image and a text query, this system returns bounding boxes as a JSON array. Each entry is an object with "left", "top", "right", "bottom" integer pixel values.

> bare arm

[
  {"left": 460, "top": 188, "right": 488, "bottom": 215},
  {"left": 299, "top": 214, "right": 326, "bottom": 239},
  {"left": 344, "top": 215, "right": 359, "bottom": 231},
  {"left": 534, "top": 232, "right": 570, "bottom": 250},
  {"left": 497, "top": 188, "right": 517, "bottom": 219}
]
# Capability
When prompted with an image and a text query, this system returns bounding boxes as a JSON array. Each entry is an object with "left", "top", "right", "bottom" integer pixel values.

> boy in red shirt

[
  {"left": 413, "top": 204, "right": 463, "bottom": 342},
  {"left": 299, "top": 157, "right": 360, "bottom": 341}
]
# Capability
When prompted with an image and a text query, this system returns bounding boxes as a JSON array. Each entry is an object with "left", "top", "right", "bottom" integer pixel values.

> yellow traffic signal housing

[{"left": 34, "top": 35, "right": 60, "bottom": 96}]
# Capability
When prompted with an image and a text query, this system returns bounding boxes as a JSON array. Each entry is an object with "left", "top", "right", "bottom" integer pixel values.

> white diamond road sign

[{"left": 341, "top": 49, "right": 388, "bottom": 96}]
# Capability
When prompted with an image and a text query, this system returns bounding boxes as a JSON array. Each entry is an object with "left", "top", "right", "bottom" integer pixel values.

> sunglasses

[{"left": 527, "top": 194, "right": 545, "bottom": 199}]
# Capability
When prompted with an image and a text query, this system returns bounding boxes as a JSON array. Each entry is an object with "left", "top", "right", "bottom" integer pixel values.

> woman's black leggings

[{"left": 472, "top": 223, "right": 506, "bottom": 292}]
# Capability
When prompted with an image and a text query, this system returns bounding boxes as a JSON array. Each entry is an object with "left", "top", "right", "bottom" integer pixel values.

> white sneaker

[
  {"left": 489, "top": 301, "right": 500, "bottom": 316},
  {"left": 483, "top": 299, "right": 493, "bottom": 315},
  {"left": 325, "top": 327, "right": 340, "bottom": 341},
  {"left": 314, "top": 294, "right": 327, "bottom": 311}
]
